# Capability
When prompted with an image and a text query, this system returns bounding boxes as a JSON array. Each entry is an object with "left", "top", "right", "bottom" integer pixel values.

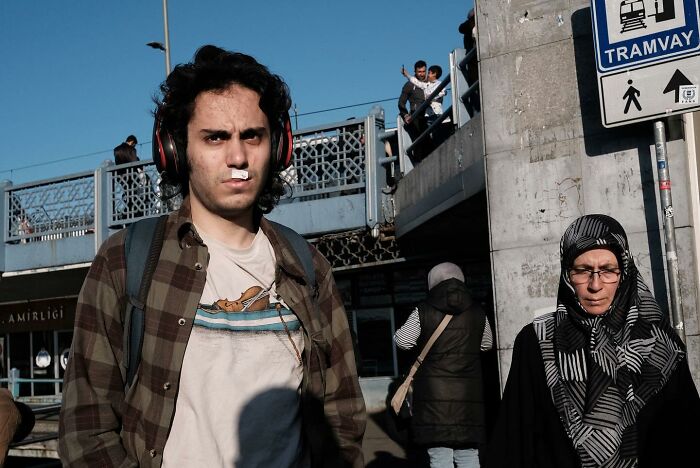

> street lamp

[
  {"left": 146, "top": 42, "right": 165, "bottom": 51},
  {"left": 146, "top": 0, "right": 172, "bottom": 76}
]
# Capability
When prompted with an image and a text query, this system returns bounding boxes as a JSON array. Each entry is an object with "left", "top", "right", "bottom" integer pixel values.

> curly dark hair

[{"left": 155, "top": 45, "right": 291, "bottom": 214}]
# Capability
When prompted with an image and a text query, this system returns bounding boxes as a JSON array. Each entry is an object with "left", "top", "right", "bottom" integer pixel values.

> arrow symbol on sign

[{"left": 663, "top": 69, "right": 693, "bottom": 103}]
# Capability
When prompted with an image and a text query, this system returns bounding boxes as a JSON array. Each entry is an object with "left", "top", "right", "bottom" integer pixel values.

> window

[{"left": 348, "top": 308, "right": 397, "bottom": 377}]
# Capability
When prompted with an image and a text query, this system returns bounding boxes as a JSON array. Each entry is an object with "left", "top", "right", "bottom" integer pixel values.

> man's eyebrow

[
  {"left": 240, "top": 127, "right": 267, "bottom": 138},
  {"left": 200, "top": 129, "right": 231, "bottom": 138}
]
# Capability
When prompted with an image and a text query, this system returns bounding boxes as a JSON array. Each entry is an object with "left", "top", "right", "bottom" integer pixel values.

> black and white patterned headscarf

[{"left": 533, "top": 214, "right": 685, "bottom": 467}]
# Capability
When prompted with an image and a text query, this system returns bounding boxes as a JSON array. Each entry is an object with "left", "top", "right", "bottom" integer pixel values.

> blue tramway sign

[{"left": 592, "top": 0, "right": 700, "bottom": 71}]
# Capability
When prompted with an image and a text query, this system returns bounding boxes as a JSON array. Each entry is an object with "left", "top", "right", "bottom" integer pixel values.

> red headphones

[{"left": 152, "top": 106, "right": 294, "bottom": 184}]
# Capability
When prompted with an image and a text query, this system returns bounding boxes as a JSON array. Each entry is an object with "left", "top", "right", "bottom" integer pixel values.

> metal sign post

[{"left": 653, "top": 120, "right": 686, "bottom": 342}]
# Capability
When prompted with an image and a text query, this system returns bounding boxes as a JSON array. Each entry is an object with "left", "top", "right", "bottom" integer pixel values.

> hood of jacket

[{"left": 425, "top": 278, "right": 473, "bottom": 315}]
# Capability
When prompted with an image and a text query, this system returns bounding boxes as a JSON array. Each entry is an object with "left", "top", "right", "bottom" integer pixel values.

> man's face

[
  {"left": 186, "top": 83, "right": 272, "bottom": 222},
  {"left": 415, "top": 66, "right": 427, "bottom": 82}
]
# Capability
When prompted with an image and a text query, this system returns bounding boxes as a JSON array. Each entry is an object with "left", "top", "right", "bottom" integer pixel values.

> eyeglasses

[{"left": 569, "top": 268, "right": 621, "bottom": 285}]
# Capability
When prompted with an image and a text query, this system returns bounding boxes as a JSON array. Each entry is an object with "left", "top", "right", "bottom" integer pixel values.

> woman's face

[{"left": 569, "top": 248, "right": 621, "bottom": 315}]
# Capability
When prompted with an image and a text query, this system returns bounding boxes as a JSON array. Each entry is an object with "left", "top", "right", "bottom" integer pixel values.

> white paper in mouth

[{"left": 230, "top": 169, "right": 249, "bottom": 180}]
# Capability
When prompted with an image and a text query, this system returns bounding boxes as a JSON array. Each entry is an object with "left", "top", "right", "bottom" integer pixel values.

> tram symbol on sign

[
  {"left": 619, "top": 0, "right": 678, "bottom": 34},
  {"left": 620, "top": 0, "right": 647, "bottom": 32}
]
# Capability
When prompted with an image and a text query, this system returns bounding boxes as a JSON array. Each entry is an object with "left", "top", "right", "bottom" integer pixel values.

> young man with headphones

[{"left": 59, "top": 45, "right": 366, "bottom": 467}]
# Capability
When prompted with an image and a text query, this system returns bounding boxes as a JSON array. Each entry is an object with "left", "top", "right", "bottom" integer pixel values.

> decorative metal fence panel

[
  {"left": 312, "top": 228, "right": 402, "bottom": 270},
  {"left": 107, "top": 162, "right": 169, "bottom": 226},
  {"left": 286, "top": 120, "right": 366, "bottom": 200},
  {"left": 3, "top": 118, "right": 373, "bottom": 246},
  {"left": 6, "top": 173, "right": 95, "bottom": 243}
]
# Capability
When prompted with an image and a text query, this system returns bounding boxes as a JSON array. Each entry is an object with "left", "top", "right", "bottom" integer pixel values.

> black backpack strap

[
  {"left": 268, "top": 220, "right": 316, "bottom": 291},
  {"left": 123, "top": 215, "right": 168, "bottom": 391},
  {"left": 267, "top": 221, "right": 329, "bottom": 391}
]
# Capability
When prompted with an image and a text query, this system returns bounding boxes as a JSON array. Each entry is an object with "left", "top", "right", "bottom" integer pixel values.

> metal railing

[
  {"left": 106, "top": 161, "right": 168, "bottom": 226},
  {"left": 1, "top": 373, "right": 63, "bottom": 398},
  {"left": 1, "top": 109, "right": 389, "bottom": 259},
  {"left": 284, "top": 117, "right": 367, "bottom": 200},
  {"left": 4, "top": 171, "right": 95, "bottom": 243}
]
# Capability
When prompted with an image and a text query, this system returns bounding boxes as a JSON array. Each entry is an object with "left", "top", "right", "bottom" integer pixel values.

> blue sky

[{"left": 0, "top": 0, "right": 473, "bottom": 184}]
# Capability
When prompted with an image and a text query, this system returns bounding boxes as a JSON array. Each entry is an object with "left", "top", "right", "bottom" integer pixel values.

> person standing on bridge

[
  {"left": 401, "top": 64, "right": 451, "bottom": 148},
  {"left": 113, "top": 134, "right": 147, "bottom": 221},
  {"left": 398, "top": 60, "right": 431, "bottom": 163},
  {"left": 487, "top": 214, "right": 700, "bottom": 467},
  {"left": 59, "top": 45, "right": 365, "bottom": 467},
  {"left": 458, "top": 8, "right": 479, "bottom": 117},
  {"left": 401, "top": 65, "right": 447, "bottom": 124}
]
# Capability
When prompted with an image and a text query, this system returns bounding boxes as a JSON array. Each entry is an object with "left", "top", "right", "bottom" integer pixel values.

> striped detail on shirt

[
  {"left": 393, "top": 307, "right": 494, "bottom": 351},
  {"left": 194, "top": 306, "right": 301, "bottom": 332}
]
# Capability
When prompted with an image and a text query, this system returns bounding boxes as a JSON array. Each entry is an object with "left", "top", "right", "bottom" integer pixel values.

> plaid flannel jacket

[{"left": 58, "top": 201, "right": 366, "bottom": 467}]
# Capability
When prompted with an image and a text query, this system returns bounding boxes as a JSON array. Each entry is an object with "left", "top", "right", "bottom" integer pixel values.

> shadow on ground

[{"left": 363, "top": 409, "right": 427, "bottom": 467}]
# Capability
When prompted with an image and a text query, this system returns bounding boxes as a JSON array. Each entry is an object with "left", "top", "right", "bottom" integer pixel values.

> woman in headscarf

[{"left": 488, "top": 214, "right": 700, "bottom": 467}]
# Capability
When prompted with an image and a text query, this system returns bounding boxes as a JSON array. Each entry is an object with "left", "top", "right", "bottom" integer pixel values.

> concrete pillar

[{"left": 477, "top": 0, "right": 700, "bottom": 389}]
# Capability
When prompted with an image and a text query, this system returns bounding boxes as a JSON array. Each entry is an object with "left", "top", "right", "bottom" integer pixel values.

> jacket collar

[{"left": 171, "top": 197, "right": 203, "bottom": 248}]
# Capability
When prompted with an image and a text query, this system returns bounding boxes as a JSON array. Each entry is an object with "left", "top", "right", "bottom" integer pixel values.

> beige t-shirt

[{"left": 162, "top": 227, "right": 306, "bottom": 467}]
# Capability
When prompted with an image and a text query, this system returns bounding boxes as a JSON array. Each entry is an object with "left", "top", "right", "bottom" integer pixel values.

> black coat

[
  {"left": 487, "top": 324, "right": 700, "bottom": 467},
  {"left": 412, "top": 279, "right": 487, "bottom": 447},
  {"left": 114, "top": 142, "right": 138, "bottom": 165}
]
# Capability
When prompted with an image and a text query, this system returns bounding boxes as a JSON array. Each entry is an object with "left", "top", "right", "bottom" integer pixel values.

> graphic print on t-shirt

[
  {"left": 195, "top": 285, "right": 302, "bottom": 336},
  {"left": 212, "top": 285, "right": 270, "bottom": 311}
]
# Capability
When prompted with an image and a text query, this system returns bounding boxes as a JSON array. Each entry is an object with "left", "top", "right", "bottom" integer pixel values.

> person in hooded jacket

[{"left": 394, "top": 262, "right": 493, "bottom": 468}]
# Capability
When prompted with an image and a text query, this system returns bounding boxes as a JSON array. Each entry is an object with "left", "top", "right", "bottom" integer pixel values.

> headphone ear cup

[
  {"left": 152, "top": 107, "right": 187, "bottom": 184},
  {"left": 276, "top": 113, "right": 293, "bottom": 169}
]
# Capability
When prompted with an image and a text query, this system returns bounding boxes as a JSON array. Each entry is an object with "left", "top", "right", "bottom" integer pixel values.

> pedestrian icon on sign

[{"left": 623, "top": 79, "right": 642, "bottom": 113}]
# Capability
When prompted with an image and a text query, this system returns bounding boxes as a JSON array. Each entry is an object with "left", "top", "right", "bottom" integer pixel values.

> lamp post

[
  {"left": 146, "top": 0, "right": 172, "bottom": 76},
  {"left": 162, "top": 0, "right": 171, "bottom": 75}
]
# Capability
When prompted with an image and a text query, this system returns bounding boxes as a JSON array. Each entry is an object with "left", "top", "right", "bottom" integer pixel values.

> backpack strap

[
  {"left": 267, "top": 220, "right": 328, "bottom": 391},
  {"left": 267, "top": 220, "right": 316, "bottom": 291},
  {"left": 123, "top": 215, "right": 168, "bottom": 391}
]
